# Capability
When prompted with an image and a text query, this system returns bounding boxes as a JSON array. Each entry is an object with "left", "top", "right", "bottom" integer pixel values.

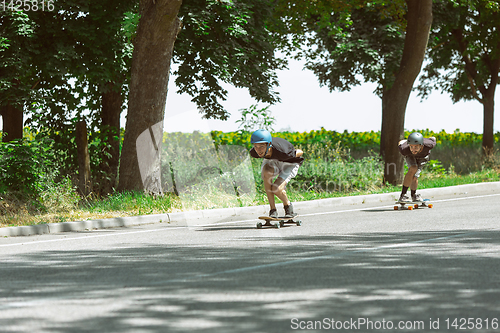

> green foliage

[
  {"left": 0, "top": 137, "right": 57, "bottom": 196},
  {"left": 81, "top": 191, "right": 181, "bottom": 216},
  {"left": 2, "top": 1, "right": 135, "bottom": 187},
  {"left": 211, "top": 127, "right": 382, "bottom": 153},
  {"left": 38, "top": 176, "right": 80, "bottom": 214},
  {"left": 211, "top": 128, "right": 499, "bottom": 152},
  {"left": 291, "top": 151, "right": 384, "bottom": 193},
  {"left": 122, "top": 11, "right": 140, "bottom": 44},
  {"left": 418, "top": 0, "right": 500, "bottom": 102},
  {"left": 174, "top": 0, "right": 287, "bottom": 119},
  {"left": 24, "top": 0, "right": 137, "bottom": 131},
  {"left": 161, "top": 131, "right": 255, "bottom": 204},
  {"left": 427, "top": 160, "right": 447, "bottom": 175},
  {"left": 235, "top": 104, "right": 276, "bottom": 132},
  {"left": 210, "top": 128, "right": 499, "bottom": 176},
  {"left": 2, "top": 126, "right": 500, "bottom": 226},
  {"left": 0, "top": 10, "right": 37, "bottom": 106},
  {"left": 303, "top": 2, "right": 405, "bottom": 96},
  {"left": 32, "top": 124, "right": 118, "bottom": 195}
]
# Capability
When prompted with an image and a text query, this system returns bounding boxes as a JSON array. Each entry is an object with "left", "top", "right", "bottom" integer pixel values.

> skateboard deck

[
  {"left": 257, "top": 216, "right": 302, "bottom": 229},
  {"left": 394, "top": 198, "right": 433, "bottom": 210}
]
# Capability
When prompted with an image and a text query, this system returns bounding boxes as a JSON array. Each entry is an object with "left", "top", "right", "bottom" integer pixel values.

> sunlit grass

[{"left": 1, "top": 147, "right": 499, "bottom": 228}]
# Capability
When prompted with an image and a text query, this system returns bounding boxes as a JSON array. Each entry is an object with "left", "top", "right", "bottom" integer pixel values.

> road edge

[{"left": 1, "top": 181, "right": 499, "bottom": 237}]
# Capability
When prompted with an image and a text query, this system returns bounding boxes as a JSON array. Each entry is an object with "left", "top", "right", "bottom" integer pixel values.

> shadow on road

[{"left": 1, "top": 229, "right": 500, "bottom": 332}]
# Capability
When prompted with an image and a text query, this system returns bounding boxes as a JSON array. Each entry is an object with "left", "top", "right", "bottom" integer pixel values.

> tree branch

[{"left": 451, "top": 28, "right": 484, "bottom": 103}]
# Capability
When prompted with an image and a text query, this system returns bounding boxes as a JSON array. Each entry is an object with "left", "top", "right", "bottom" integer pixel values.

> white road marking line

[{"left": 1, "top": 192, "right": 499, "bottom": 248}]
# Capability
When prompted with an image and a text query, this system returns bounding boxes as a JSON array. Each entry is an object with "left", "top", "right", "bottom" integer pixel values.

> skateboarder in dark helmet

[
  {"left": 398, "top": 132, "right": 436, "bottom": 203},
  {"left": 249, "top": 129, "right": 304, "bottom": 218}
]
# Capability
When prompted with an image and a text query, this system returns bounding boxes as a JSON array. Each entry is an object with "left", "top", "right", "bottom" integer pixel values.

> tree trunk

[
  {"left": 1, "top": 103, "right": 24, "bottom": 142},
  {"left": 117, "top": 0, "right": 183, "bottom": 193},
  {"left": 76, "top": 120, "right": 92, "bottom": 197},
  {"left": 100, "top": 81, "right": 123, "bottom": 194},
  {"left": 482, "top": 90, "right": 495, "bottom": 155},
  {"left": 380, "top": 0, "right": 432, "bottom": 185},
  {"left": 481, "top": 58, "right": 498, "bottom": 156},
  {"left": 380, "top": 89, "right": 405, "bottom": 184}
]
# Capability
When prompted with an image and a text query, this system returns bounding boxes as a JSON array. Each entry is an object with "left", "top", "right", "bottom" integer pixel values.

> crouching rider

[
  {"left": 249, "top": 129, "right": 304, "bottom": 218},
  {"left": 398, "top": 132, "right": 436, "bottom": 203}
]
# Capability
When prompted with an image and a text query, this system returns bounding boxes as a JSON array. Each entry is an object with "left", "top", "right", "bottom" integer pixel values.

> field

[{"left": 1, "top": 129, "right": 499, "bottom": 227}]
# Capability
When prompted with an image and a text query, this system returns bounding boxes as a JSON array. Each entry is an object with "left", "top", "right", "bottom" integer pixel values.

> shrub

[{"left": 0, "top": 137, "right": 57, "bottom": 196}]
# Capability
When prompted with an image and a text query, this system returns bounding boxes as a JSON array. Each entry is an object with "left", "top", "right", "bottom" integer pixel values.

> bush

[
  {"left": 291, "top": 151, "right": 384, "bottom": 193},
  {"left": 0, "top": 137, "right": 57, "bottom": 196}
]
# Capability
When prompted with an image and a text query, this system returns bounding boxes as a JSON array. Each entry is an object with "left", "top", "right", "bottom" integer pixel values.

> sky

[
  {"left": 1, "top": 57, "right": 498, "bottom": 135},
  {"left": 162, "top": 57, "right": 499, "bottom": 134}
]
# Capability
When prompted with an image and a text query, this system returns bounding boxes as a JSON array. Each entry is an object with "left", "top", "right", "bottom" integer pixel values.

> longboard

[
  {"left": 394, "top": 198, "right": 433, "bottom": 210},
  {"left": 257, "top": 216, "right": 302, "bottom": 229}
]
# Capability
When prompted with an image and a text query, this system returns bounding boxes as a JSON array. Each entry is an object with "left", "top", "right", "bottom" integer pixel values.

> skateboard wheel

[
  {"left": 394, "top": 206, "right": 399, "bottom": 210},
  {"left": 408, "top": 206, "right": 413, "bottom": 210},
  {"left": 296, "top": 220, "right": 302, "bottom": 226},
  {"left": 257, "top": 222, "right": 263, "bottom": 229},
  {"left": 275, "top": 222, "right": 280, "bottom": 229},
  {"left": 279, "top": 221, "right": 285, "bottom": 228},
  {"left": 428, "top": 204, "right": 433, "bottom": 208},
  {"left": 414, "top": 204, "right": 419, "bottom": 209}
]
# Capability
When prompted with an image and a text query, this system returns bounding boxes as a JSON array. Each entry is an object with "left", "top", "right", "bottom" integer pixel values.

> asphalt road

[{"left": 1, "top": 192, "right": 500, "bottom": 333}]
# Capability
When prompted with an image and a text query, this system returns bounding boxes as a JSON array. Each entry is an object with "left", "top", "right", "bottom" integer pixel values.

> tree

[
  {"left": 118, "top": 0, "right": 183, "bottom": 192},
  {"left": 418, "top": 0, "right": 500, "bottom": 155},
  {"left": 301, "top": 0, "right": 432, "bottom": 185},
  {"left": 118, "top": 0, "right": 289, "bottom": 192},
  {"left": 172, "top": 0, "right": 287, "bottom": 119},
  {"left": 0, "top": 11, "right": 36, "bottom": 142},
  {"left": 6, "top": 1, "right": 136, "bottom": 194},
  {"left": 303, "top": 3, "right": 405, "bottom": 121},
  {"left": 69, "top": 0, "right": 137, "bottom": 193},
  {"left": 380, "top": 0, "right": 432, "bottom": 185},
  {"left": 1, "top": 2, "right": 133, "bottom": 175}
]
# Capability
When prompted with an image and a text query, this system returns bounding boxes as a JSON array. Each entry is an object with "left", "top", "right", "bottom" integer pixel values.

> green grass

[
  {"left": 1, "top": 166, "right": 498, "bottom": 228},
  {"left": 1, "top": 143, "right": 499, "bottom": 228}
]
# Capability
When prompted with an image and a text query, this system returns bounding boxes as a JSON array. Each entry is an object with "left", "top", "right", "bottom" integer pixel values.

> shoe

[
  {"left": 284, "top": 203, "right": 297, "bottom": 218},
  {"left": 269, "top": 209, "right": 278, "bottom": 218},
  {"left": 412, "top": 193, "right": 423, "bottom": 202},
  {"left": 398, "top": 194, "right": 412, "bottom": 203}
]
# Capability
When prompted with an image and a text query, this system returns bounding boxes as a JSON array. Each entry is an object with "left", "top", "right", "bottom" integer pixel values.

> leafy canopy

[
  {"left": 173, "top": 0, "right": 288, "bottom": 120},
  {"left": 418, "top": 0, "right": 500, "bottom": 103}
]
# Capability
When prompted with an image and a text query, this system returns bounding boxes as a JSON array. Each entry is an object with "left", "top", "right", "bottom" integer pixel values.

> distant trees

[
  {"left": 2, "top": 0, "right": 498, "bottom": 196},
  {"left": 298, "top": 0, "right": 432, "bottom": 185},
  {"left": 1, "top": 1, "right": 137, "bottom": 194},
  {"left": 2, "top": 0, "right": 289, "bottom": 193},
  {"left": 418, "top": 0, "right": 500, "bottom": 156}
]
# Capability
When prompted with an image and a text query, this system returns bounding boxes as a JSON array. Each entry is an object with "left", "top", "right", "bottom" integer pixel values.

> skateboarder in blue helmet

[
  {"left": 397, "top": 132, "right": 436, "bottom": 203},
  {"left": 250, "top": 129, "right": 304, "bottom": 218}
]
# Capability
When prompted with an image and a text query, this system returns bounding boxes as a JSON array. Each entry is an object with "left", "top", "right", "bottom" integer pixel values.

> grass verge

[{"left": 1, "top": 167, "right": 498, "bottom": 228}]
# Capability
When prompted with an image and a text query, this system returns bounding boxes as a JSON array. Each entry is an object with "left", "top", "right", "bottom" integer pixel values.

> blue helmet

[
  {"left": 251, "top": 129, "right": 272, "bottom": 157},
  {"left": 251, "top": 129, "right": 272, "bottom": 144}
]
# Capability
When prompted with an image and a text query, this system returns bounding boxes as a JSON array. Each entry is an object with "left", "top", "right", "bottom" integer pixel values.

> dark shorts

[{"left": 405, "top": 156, "right": 429, "bottom": 178}]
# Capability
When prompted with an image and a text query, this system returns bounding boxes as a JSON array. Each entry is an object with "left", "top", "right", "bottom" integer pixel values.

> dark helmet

[
  {"left": 251, "top": 129, "right": 272, "bottom": 144},
  {"left": 407, "top": 132, "right": 424, "bottom": 145}
]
